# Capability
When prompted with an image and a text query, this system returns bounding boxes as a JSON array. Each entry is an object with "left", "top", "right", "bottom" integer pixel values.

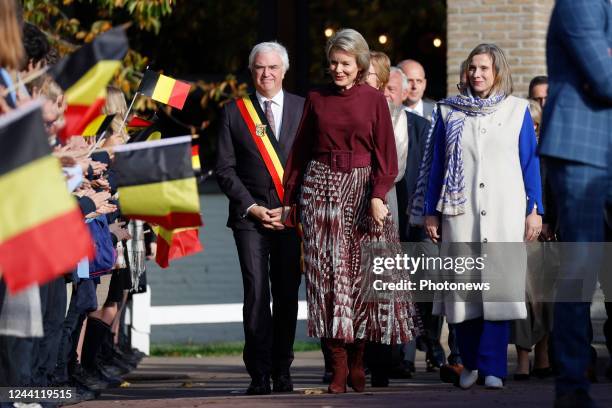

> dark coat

[
  {"left": 539, "top": 0, "right": 612, "bottom": 166},
  {"left": 215, "top": 91, "right": 305, "bottom": 230},
  {"left": 397, "top": 110, "right": 431, "bottom": 240}
]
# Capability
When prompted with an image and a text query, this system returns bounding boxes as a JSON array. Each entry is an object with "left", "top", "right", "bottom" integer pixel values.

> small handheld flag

[
  {"left": 112, "top": 136, "right": 202, "bottom": 229},
  {"left": 50, "top": 27, "right": 129, "bottom": 141},
  {"left": 0, "top": 100, "right": 94, "bottom": 293},
  {"left": 138, "top": 69, "right": 190, "bottom": 110},
  {"left": 82, "top": 114, "right": 115, "bottom": 138},
  {"left": 155, "top": 226, "right": 202, "bottom": 268},
  {"left": 191, "top": 145, "right": 201, "bottom": 172},
  {"left": 127, "top": 116, "right": 153, "bottom": 131}
]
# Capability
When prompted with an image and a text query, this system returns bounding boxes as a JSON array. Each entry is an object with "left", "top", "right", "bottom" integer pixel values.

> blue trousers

[
  {"left": 546, "top": 158, "right": 609, "bottom": 396},
  {"left": 455, "top": 318, "right": 510, "bottom": 378}
]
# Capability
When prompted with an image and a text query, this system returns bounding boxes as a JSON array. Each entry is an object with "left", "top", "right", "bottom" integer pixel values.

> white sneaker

[
  {"left": 459, "top": 368, "right": 479, "bottom": 389},
  {"left": 484, "top": 375, "right": 504, "bottom": 389}
]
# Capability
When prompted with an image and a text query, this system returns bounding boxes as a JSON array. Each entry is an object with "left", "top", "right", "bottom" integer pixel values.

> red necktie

[{"left": 264, "top": 100, "right": 276, "bottom": 138}]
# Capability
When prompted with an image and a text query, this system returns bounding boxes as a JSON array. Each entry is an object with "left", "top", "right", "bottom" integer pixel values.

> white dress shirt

[
  {"left": 256, "top": 90, "right": 284, "bottom": 140},
  {"left": 404, "top": 99, "right": 424, "bottom": 117}
]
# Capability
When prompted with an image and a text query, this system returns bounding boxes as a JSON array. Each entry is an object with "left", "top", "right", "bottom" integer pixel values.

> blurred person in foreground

[
  {"left": 538, "top": 1, "right": 612, "bottom": 407},
  {"left": 0, "top": 0, "right": 44, "bottom": 392}
]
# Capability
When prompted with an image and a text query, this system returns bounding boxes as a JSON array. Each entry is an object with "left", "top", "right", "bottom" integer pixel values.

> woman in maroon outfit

[{"left": 283, "top": 29, "right": 419, "bottom": 393}]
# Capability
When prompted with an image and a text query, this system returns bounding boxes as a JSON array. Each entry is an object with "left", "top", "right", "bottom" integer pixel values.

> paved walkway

[{"left": 75, "top": 347, "right": 612, "bottom": 407}]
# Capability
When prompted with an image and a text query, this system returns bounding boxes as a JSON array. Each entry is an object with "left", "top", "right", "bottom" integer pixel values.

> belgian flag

[
  {"left": 112, "top": 136, "right": 202, "bottom": 229},
  {"left": 191, "top": 145, "right": 201, "bottom": 172},
  {"left": 138, "top": 69, "right": 190, "bottom": 110},
  {"left": 126, "top": 110, "right": 201, "bottom": 173},
  {"left": 82, "top": 114, "right": 115, "bottom": 138},
  {"left": 126, "top": 116, "right": 153, "bottom": 134},
  {"left": 50, "top": 27, "right": 128, "bottom": 140},
  {"left": 0, "top": 101, "right": 94, "bottom": 293},
  {"left": 155, "top": 226, "right": 202, "bottom": 268}
]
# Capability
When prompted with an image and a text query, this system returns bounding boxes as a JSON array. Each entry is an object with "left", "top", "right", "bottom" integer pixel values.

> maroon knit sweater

[{"left": 283, "top": 83, "right": 398, "bottom": 205}]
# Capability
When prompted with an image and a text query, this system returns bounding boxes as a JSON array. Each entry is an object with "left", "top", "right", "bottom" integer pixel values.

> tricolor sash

[{"left": 235, "top": 95, "right": 285, "bottom": 202}]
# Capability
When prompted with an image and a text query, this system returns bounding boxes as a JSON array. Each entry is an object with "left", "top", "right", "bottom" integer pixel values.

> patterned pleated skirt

[{"left": 299, "top": 160, "right": 420, "bottom": 344}]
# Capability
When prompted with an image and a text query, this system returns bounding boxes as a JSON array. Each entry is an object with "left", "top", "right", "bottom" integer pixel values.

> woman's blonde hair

[
  {"left": 0, "top": 0, "right": 25, "bottom": 70},
  {"left": 103, "top": 86, "right": 129, "bottom": 141},
  {"left": 466, "top": 43, "right": 513, "bottom": 97},
  {"left": 33, "top": 75, "right": 62, "bottom": 101},
  {"left": 369, "top": 51, "right": 390, "bottom": 90},
  {"left": 326, "top": 28, "right": 370, "bottom": 84}
]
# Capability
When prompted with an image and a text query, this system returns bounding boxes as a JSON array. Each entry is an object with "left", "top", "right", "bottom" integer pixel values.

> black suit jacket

[
  {"left": 397, "top": 110, "right": 431, "bottom": 240},
  {"left": 215, "top": 91, "right": 305, "bottom": 230}
]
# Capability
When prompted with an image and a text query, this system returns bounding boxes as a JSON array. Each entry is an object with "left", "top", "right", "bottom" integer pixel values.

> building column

[{"left": 446, "top": 0, "right": 554, "bottom": 97}]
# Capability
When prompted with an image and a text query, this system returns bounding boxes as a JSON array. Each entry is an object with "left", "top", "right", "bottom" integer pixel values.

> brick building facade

[{"left": 446, "top": 0, "right": 554, "bottom": 97}]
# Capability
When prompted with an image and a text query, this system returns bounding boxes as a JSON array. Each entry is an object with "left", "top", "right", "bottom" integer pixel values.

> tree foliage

[{"left": 21, "top": 0, "right": 246, "bottom": 113}]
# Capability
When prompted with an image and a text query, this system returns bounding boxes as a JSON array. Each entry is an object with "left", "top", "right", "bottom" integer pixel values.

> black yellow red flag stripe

[
  {"left": 138, "top": 70, "right": 191, "bottom": 110},
  {"left": 235, "top": 96, "right": 285, "bottom": 202},
  {"left": 82, "top": 114, "right": 115, "bottom": 138},
  {"left": 191, "top": 145, "right": 201, "bottom": 172},
  {"left": 112, "top": 136, "right": 202, "bottom": 229},
  {"left": 0, "top": 101, "right": 94, "bottom": 293},
  {"left": 154, "top": 226, "right": 202, "bottom": 268},
  {"left": 127, "top": 116, "right": 153, "bottom": 134},
  {"left": 50, "top": 27, "right": 128, "bottom": 140}
]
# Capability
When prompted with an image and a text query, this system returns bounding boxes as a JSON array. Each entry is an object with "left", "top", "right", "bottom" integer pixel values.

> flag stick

[
  {"left": 87, "top": 128, "right": 110, "bottom": 157},
  {"left": 118, "top": 91, "right": 138, "bottom": 132},
  {"left": 86, "top": 91, "right": 137, "bottom": 157},
  {"left": 90, "top": 146, "right": 113, "bottom": 156},
  {"left": 0, "top": 66, "right": 50, "bottom": 97},
  {"left": 89, "top": 65, "right": 146, "bottom": 157}
]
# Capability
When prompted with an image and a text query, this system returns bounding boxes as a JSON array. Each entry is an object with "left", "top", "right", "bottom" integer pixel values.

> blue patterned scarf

[{"left": 409, "top": 92, "right": 506, "bottom": 224}]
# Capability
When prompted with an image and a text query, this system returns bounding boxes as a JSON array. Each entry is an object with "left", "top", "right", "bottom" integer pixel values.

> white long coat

[{"left": 433, "top": 95, "right": 530, "bottom": 324}]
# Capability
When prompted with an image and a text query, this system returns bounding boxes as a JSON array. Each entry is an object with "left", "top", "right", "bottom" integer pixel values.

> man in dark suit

[
  {"left": 397, "top": 59, "right": 435, "bottom": 121},
  {"left": 538, "top": 1, "right": 612, "bottom": 407},
  {"left": 215, "top": 41, "right": 305, "bottom": 395}
]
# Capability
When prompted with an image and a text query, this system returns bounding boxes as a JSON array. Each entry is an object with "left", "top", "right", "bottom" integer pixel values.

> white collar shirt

[
  {"left": 405, "top": 99, "right": 424, "bottom": 117},
  {"left": 256, "top": 90, "right": 284, "bottom": 140}
]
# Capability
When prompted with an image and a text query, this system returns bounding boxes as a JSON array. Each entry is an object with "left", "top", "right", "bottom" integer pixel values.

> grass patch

[{"left": 151, "top": 340, "right": 320, "bottom": 357}]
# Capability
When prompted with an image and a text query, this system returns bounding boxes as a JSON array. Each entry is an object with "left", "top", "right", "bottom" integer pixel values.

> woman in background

[
  {"left": 365, "top": 51, "right": 390, "bottom": 91},
  {"left": 0, "top": 0, "right": 44, "bottom": 389}
]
